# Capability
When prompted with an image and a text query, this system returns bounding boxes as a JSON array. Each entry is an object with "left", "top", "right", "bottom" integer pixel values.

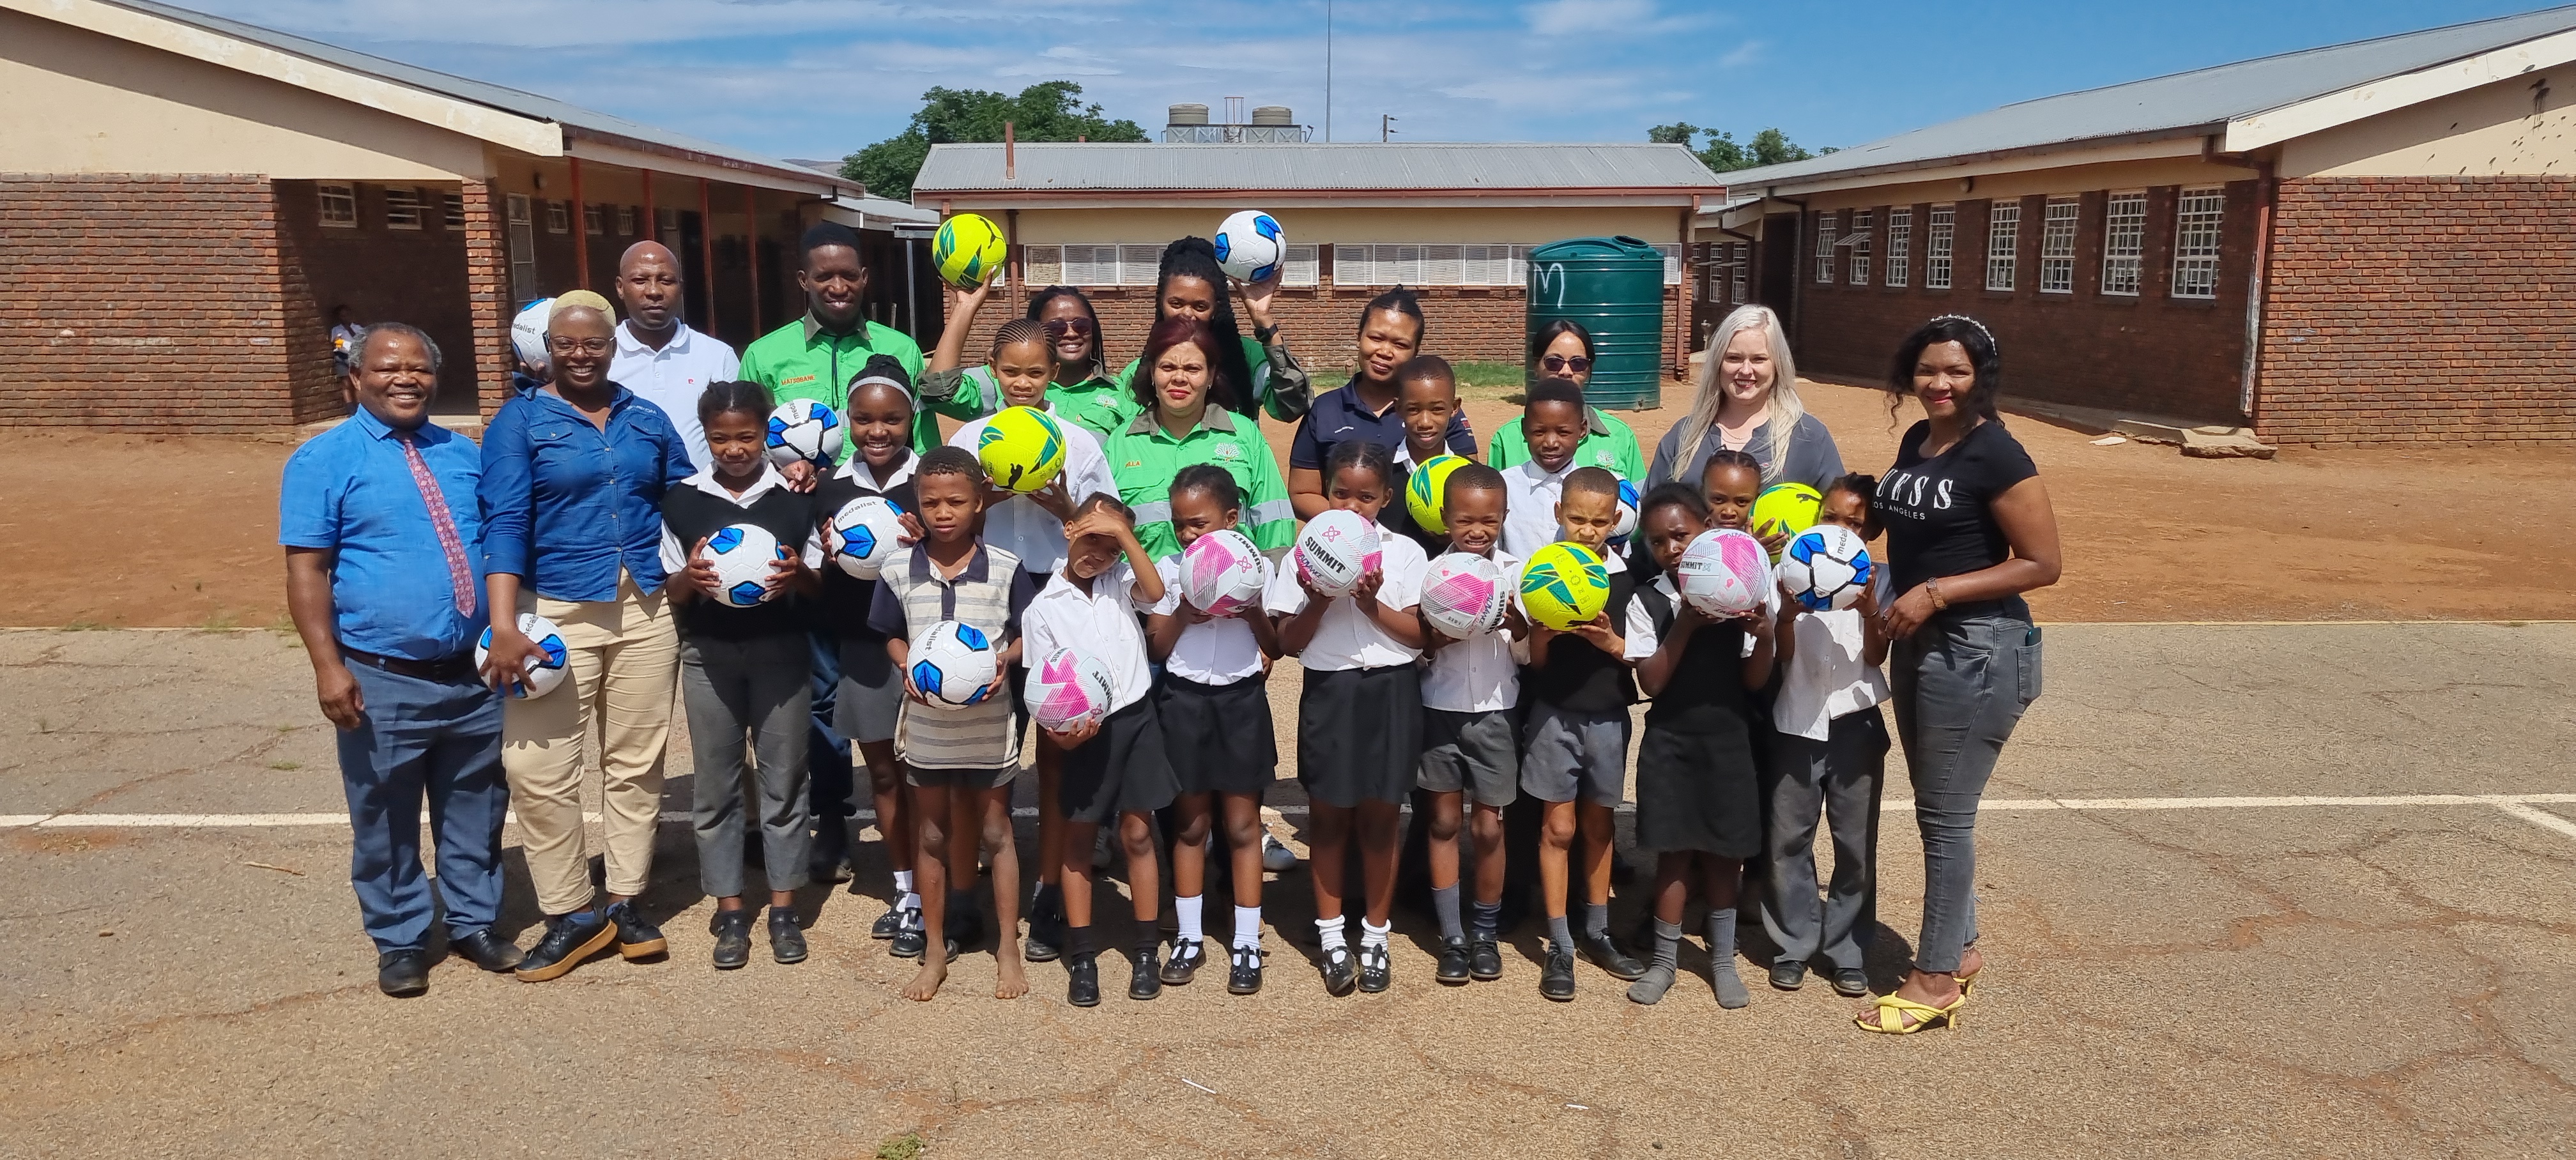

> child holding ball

[{"left": 1414, "top": 462, "right": 1524, "bottom": 984}]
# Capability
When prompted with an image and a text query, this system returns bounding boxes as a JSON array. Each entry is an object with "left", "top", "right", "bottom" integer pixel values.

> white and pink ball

[
  {"left": 1293, "top": 510, "right": 1381, "bottom": 599},
  {"left": 1675, "top": 528, "right": 1772, "bottom": 615}
]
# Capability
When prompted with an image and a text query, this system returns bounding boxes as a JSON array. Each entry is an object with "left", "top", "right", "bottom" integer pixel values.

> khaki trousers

[{"left": 503, "top": 574, "right": 680, "bottom": 915}]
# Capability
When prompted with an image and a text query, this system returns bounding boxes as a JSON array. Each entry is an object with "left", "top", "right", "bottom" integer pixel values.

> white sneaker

[{"left": 1261, "top": 833, "right": 1298, "bottom": 873}]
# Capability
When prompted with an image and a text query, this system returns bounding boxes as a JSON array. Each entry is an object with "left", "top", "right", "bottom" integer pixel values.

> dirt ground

[{"left": 12, "top": 380, "right": 2572, "bottom": 629}]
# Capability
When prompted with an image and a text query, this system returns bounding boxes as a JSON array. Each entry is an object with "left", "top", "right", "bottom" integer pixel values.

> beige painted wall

[
  {"left": 2281, "top": 61, "right": 2576, "bottom": 178},
  {"left": 0, "top": 9, "right": 485, "bottom": 180},
  {"left": 974, "top": 204, "right": 1685, "bottom": 246}
]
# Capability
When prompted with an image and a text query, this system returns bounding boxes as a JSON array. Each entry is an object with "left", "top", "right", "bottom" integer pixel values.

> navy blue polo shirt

[{"left": 1288, "top": 378, "right": 1477, "bottom": 473}]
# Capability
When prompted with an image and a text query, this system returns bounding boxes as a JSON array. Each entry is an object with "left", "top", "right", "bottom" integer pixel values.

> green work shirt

[
  {"left": 921, "top": 364, "right": 1137, "bottom": 438},
  {"left": 1102, "top": 406, "right": 1295, "bottom": 561},
  {"left": 738, "top": 315, "right": 963, "bottom": 455},
  {"left": 1114, "top": 334, "right": 1311, "bottom": 425},
  {"left": 1487, "top": 406, "right": 1648, "bottom": 480}
]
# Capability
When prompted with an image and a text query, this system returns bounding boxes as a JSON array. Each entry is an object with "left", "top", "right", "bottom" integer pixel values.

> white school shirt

[
  {"left": 1262, "top": 524, "right": 1429, "bottom": 671},
  {"left": 1149, "top": 553, "right": 1266, "bottom": 685},
  {"left": 1500, "top": 458, "right": 1574, "bottom": 560},
  {"left": 656, "top": 463, "right": 825, "bottom": 574},
  {"left": 1420, "top": 547, "right": 1522, "bottom": 713},
  {"left": 946, "top": 405, "right": 1116, "bottom": 577},
  {"left": 1773, "top": 574, "right": 1892, "bottom": 742},
  {"left": 1022, "top": 560, "right": 1158, "bottom": 714},
  {"left": 611, "top": 321, "right": 740, "bottom": 473}
]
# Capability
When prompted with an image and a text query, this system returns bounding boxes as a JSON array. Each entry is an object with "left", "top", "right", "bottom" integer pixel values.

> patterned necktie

[{"left": 397, "top": 431, "right": 478, "bottom": 618}]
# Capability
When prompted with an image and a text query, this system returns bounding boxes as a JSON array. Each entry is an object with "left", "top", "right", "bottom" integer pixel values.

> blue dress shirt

[
  {"left": 478, "top": 380, "right": 693, "bottom": 603},
  {"left": 278, "top": 408, "right": 490, "bottom": 660}
]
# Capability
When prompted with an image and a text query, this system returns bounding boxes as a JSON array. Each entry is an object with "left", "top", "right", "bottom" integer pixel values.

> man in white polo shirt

[{"left": 611, "top": 240, "right": 739, "bottom": 471}]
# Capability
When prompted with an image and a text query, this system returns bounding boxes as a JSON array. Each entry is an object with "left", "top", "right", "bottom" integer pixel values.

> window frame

[
  {"left": 317, "top": 182, "right": 357, "bottom": 229},
  {"left": 1729, "top": 241, "right": 1749, "bottom": 303},
  {"left": 583, "top": 203, "right": 606, "bottom": 237},
  {"left": 383, "top": 187, "right": 424, "bottom": 231},
  {"left": 2100, "top": 191, "right": 2147, "bottom": 297},
  {"left": 1885, "top": 208, "right": 1912, "bottom": 288},
  {"left": 1846, "top": 210, "right": 1873, "bottom": 287},
  {"left": 2037, "top": 199, "right": 2078, "bottom": 294},
  {"left": 441, "top": 192, "right": 465, "bottom": 228},
  {"left": 544, "top": 200, "right": 569, "bottom": 234},
  {"left": 505, "top": 194, "right": 540, "bottom": 305},
  {"left": 2170, "top": 187, "right": 2225, "bottom": 300},
  {"left": 1814, "top": 212, "right": 1837, "bottom": 284},
  {"left": 1925, "top": 205, "right": 1954, "bottom": 290},
  {"left": 615, "top": 205, "right": 636, "bottom": 236},
  {"left": 1984, "top": 202, "right": 2020, "bottom": 292}
]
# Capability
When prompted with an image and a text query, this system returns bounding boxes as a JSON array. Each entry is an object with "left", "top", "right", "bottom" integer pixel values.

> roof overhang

[
  {"left": 914, "top": 188, "right": 1716, "bottom": 211},
  {"left": 565, "top": 130, "right": 847, "bottom": 197},
  {"left": 2224, "top": 25, "right": 2576, "bottom": 151},
  {"left": 1729, "top": 132, "right": 2220, "bottom": 199}
]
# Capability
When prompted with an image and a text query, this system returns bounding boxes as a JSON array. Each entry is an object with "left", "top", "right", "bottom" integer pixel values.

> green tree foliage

[
  {"left": 1648, "top": 123, "right": 1822, "bottom": 172},
  {"left": 843, "top": 81, "right": 1147, "bottom": 200}
]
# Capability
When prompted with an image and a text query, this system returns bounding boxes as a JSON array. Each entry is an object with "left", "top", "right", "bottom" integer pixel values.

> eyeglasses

[
  {"left": 1042, "top": 318, "right": 1094, "bottom": 339},
  {"left": 546, "top": 337, "right": 612, "bottom": 356},
  {"left": 1542, "top": 354, "right": 1592, "bottom": 374}
]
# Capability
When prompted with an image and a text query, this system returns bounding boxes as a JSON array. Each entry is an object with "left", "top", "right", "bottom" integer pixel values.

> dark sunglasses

[
  {"left": 1042, "top": 317, "right": 1094, "bottom": 339},
  {"left": 1542, "top": 354, "right": 1591, "bottom": 374}
]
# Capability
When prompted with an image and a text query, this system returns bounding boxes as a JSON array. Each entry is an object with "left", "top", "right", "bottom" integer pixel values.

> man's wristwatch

[{"left": 1254, "top": 324, "right": 1278, "bottom": 344}]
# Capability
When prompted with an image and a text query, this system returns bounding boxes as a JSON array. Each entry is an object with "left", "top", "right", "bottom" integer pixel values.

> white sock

[
  {"left": 1315, "top": 916, "right": 1347, "bottom": 954},
  {"left": 894, "top": 869, "right": 919, "bottom": 912},
  {"left": 1361, "top": 919, "right": 1391, "bottom": 950},
  {"left": 1176, "top": 894, "right": 1204, "bottom": 942},
  {"left": 1233, "top": 906, "right": 1262, "bottom": 950},
  {"left": 894, "top": 869, "right": 915, "bottom": 894}
]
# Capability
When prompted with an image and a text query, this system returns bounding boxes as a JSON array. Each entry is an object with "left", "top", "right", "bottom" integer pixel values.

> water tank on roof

[
  {"left": 1526, "top": 236, "right": 1668, "bottom": 411},
  {"left": 1167, "top": 103, "right": 1210, "bottom": 126},
  {"left": 1250, "top": 106, "right": 1294, "bottom": 126}
]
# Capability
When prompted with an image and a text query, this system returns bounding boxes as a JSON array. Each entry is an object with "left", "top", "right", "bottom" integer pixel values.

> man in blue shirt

[{"left": 280, "top": 323, "right": 523, "bottom": 997}]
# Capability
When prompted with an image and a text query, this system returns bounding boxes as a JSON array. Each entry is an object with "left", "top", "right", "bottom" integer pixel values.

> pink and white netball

[
  {"left": 1420, "top": 553, "right": 1510, "bottom": 639},
  {"left": 1293, "top": 509, "right": 1381, "bottom": 598},
  {"left": 1182, "top": 528, "right": 1269, "bottom": 616},
  {"left": 1676, "top": 528, "right": 1772, "bottom": 615},
  {"left": 1025, "top": 646, "right": 1116, "bottom": 732}
]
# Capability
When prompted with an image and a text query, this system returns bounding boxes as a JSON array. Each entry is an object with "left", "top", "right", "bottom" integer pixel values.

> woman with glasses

[
  {"left": 1645, "top": 305, "right": 1844, "bottom": 547},
  {"left": 1485, "top": 320, "right": 1646, "bottom": 480},
  {"left": 477, "top": 289, "right": 693, "bottom": 982},
  {"left": 1112, "top": 237, "right": 1314, "bottom": 426}
]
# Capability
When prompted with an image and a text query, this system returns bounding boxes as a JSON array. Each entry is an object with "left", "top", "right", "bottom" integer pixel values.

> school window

[
  {"left": 442, "top": 192, "right": 465, "bottom": 227},
  {"left": 1926, "top": 205, "right": 1954, "bottom": 289},
  {"left": 2037, "top": 199, "right": 2078, "bottom": 293},
  {"left": 583, "top": 203, "right": 605, "bottom": 236},
  {"left": 1728, "top": 242, "right": 1748, "bottom": 303},
  {"left": 1655, "top": 243, "right": 1684, "bottom": 287},
  {"left": 383, "top": 187, "right": 424, "bottom": 230},
  {"left": 1885, "top": 209, "right": 1912, "bottom": 288},
  {"left": 1814, "top": 213, "right": 1836, "bottom": 284},
  {"left": 1985, "top": 203, "right": 2019, "bottom": 291},
  {"left": 505, "top": 195, "right": 540, "bottom": 305},
  {"left": 2171, "top": 188, "right": 2224, "bottom": 299},
  {"left": 615, "top": 206, "right": 636, "bottom": 236},
  {"left": 1281, "top": 244, "right": 1321, "bottom": 287},
  {"left": 1846, "top": 210, "right": 1872, "bottom": 286},
  {"left": 317, "top": 183, "right": 356, "bottom": 228},
  {"left": 1328, "top": 243, "right": 1522, "bottom": 287},
  {"left": 2100, "top": 192, "right": 2145, "bottom": 296},
  {"left": 544, "top": 200, "right": 569, "bottom": 234}
]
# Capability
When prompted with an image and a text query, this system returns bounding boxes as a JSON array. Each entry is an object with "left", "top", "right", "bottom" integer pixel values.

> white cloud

[
  {"left": 1521, "top": 0, "right": 1655, "bottom": 36},
  {"left": 1719, "top": 39, "right": 1763, "bottom": 68}
]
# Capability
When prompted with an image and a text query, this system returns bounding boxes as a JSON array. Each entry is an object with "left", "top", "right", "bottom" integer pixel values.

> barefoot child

[
  {"left": 1023, "top": 495, "right": 1176, "bottom": 1006},
  {"left": 870, "top": 446, "right": 1034, "bottom": 1001},
  {"left": 1148, "top": 466, "right": 1287, "bottom": 995},
  {"left": 1414, "top": 462, "right": 1523, "bottom": 984},
  {"left": 1268, "top": 440, "right": 1429, "bottom": 995}
]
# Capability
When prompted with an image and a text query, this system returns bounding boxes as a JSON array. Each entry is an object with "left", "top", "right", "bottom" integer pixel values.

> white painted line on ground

[{"left": 2494, "top": 802, "right": 2576, "bottom": 843}]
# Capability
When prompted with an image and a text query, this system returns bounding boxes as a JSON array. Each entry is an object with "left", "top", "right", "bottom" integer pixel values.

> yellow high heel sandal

[
  {"left": 1956, "top": 968, "right": 1980, "bottom": 998},
  {"left": 1854, "top": 991, "right": 1966, "bottom": 1035}
]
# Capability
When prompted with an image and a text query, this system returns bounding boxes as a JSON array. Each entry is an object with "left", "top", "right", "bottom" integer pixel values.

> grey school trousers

[
  {"left": 1889, "top": 609, "right": 2041, "bottom": 974},
  {"left": 681, "top": 634, "right": 814, "bottom": 899},
  {"left": 1761, "top": 708, "right": 1890, "bottom": 972}
]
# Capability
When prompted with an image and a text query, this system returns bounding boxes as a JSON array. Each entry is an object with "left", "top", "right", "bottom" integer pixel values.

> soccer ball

[
  {"left": 1213, "top": 210, "right": 1285, "bottom": 284},
  {"left": 826, "top": 496, "right": 906, "bottom": 579},
  {"left": 1420, "top": 553, "right": 1510, "bottom": 639},
  {"left": 1402, "top": 454, "right": 1472, "bottom": 535},
  {"left": 931, "top": 213, "right": 1008, "bottom": 290},
  {"left": 1778, "top": 523, "right": 1874, "bottom": 612},
  {"left": 475, "top": 612, "right": 569, "bottom": 699},
  {"left": 1518, "top": 541, "right": 1609, "bottom": 630},
  {"left": 1676, "top": 528, "right": 1770, "bottom": 615},
  {"left": 1182, "top": 528, "right": 1269, "bottom": 617},
  {"left": 704, "top": 523, "right": 791, "bottom": 607},
  {"left": 1750, "top": 483, "right": 1823, "bottom": 547},
  {"left": 975, "top": 406, "right": 1068, "bottom": 493},
  {"left": 907, "top": 620, "right": 999, "bottom": 709},
  {"left": 765, "top": 399, "right": 845, "bottom": 467},
  {"left": 1294, "top": 509, "right": 1381, "bottom": 599},
  {"left": 1025, "top": 646, "right": 1116, "bottom": 732},
  {"left": 1608, "top": 477, "right": 1643, "bottom": 546},
  {"left": 509, "top": 298, "right": 553, "bottom": 369}
]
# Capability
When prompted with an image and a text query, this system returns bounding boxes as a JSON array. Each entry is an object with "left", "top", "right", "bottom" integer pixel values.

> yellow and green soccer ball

[
  {"left": 1750, "top": 482, "right": 1823, "bottom": 544},
  {"left": 932, "top": 213, "right": 1008, "bottom": 289},
  {"left": 976, "top": 406, "right": 1066, "bottom": 494},
  {"left": 1518, "top": 541, "right": 1610, "bottom": 630},
  {"left": 1402, "top": 454, "right": 1473, "bottom": 535}
]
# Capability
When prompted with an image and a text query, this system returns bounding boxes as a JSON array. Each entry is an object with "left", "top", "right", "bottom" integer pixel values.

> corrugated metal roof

[
  {"left": 913, "top": 142, "right": 1724, "bottom": 195},
  {"left": 1720, "top": 5, "right": 2576, "bottom": 189},
  {"left": 93, "top": 0, "right": 836, "bottom": 189}
]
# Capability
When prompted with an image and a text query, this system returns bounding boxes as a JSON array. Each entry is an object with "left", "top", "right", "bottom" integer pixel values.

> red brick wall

[
  {"left": 0, "top": 175, "right": 301, "bottom": 431},
  {"left": 2255, "top": 176, "right": 2576, "bottom": 447},
  {"left": 461, "top": 178, "right": 514, "bottom": 415},
  {"left": 275, "top": 180, "right": 473, "bottom": 422}
]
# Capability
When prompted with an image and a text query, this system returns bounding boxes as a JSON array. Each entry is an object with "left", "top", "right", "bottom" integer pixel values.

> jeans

[
  {"left": 1762, "top": 708, "right": 1889, "bottom": 972},
  {"left": 335, "top": 664, "right": 507, "bottom": 954},
  {"left": 806, "top": 628, "right": 854, "bottom": 853},
  {"left": 1889, "top": 609, "right": 2041, "bottom": 973},
  {"left": 681, "top": 634, "right": 813, "bottom": 898}
]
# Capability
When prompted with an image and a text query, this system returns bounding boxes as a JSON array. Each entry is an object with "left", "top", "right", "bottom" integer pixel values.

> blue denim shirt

[
  {"left": 278, "top": 408, "right": 490, "bottom": 660},
  {"left": 479, "top": 379, "right": 693, "bottom": 603}
]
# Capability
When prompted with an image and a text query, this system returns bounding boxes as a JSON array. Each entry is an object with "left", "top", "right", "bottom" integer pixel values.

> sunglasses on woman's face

[
  {"left": 1043, "top": 318, "right": 1094, "bottom": 339},
  {"left": 1542, "top": 354, "right": 1591, "bottom": 374}
]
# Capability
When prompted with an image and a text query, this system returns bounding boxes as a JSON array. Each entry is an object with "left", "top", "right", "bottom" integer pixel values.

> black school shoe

[
  {"left": 450, "top": 929, "right": 524, "bottom": 973},
  {"left": 1128, "top": 947, "right": 1163, "bottom": 1000},
  {"left": 1358, "top": 942, "right": 1392, "bottom": 993},
  {"left": 604, "top": 900, "right": 666, "bottom": 960},
  {"left": 1436, "top": 936, "right": 1471, "bottom": 985},
  {"left": 870, "top": 906, "right": 905, "bottom": 940},
  {"left": 1160, "top": 938, "right": 1204, "bottom": 986},
  {"left": 1469, "top": 937, "right": 1504, "bottom": 982},
  {"left": 1769, "top": 959, "right": 1807, "bottom": 991},
  {"left": 1066, "top": 954, "right": 1101, "bottom": 1007},
  {"left": 710, "top": 910, "right": 754, "bottom": 970},
  {"left": 1539, "top": 946, "right": 1577, "bottom": 1002},
  {"left": 767, "top": 907, "right": 808, "bottom": 965},
  {"left": 1830, "top": 966, "right": 1871, "bottom": 998},
  {"left": 516, "top": 908, "right": 616, "bottom": 982},
  {"left": 377, "top": 950, "right": 431, "bottom": 997},
  {"left": 1319, "top": 945, "right": 1357, "bottom": 996},
  {"left": 1025, "top": 892, "right": 1065, "bottom": 963},
  {"left": 1581, "top": 933, "right": 1645, "bottom": 981},
  {"left": 1227, "top": 944, "right": 1264, "bottom": 995}
]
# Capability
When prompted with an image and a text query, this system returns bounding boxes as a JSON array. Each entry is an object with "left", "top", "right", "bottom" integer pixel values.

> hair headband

[
  {"left": 1927, "top": 314, "right": 1995, "bottom": 349},
  {"left": 848, "top": 373, "right": 913, "bottom": 404}
]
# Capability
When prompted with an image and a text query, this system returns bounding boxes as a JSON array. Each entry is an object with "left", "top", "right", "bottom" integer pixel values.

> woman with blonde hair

[{"left": 1646, "top": 305, "right": 1844, "bottom": 544}]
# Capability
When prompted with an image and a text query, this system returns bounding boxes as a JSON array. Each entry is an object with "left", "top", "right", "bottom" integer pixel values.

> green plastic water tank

[{"left": 1525, "top": 235, "right": 1667, "bottom": 410}]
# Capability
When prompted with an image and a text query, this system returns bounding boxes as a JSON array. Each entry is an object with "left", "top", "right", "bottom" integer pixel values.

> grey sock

[
  {"left": 1432, "top": 885, "right": 1464, "bottom": 942},
  {"left": 1627, "top": 919, "right": 1684, "bottom": 1005},
  {"left": 1706, "top": 908, "right": 1749, "bottom": 1009},
  {"left": 1546, "top": 914, "right": 1574, "bottom": 953},
  {"left": 1470, "top": 900, "right": 1502, "bottom": 940},
  {"left": 1583, "top": 901, "right": 1611, "bottom": 940}
]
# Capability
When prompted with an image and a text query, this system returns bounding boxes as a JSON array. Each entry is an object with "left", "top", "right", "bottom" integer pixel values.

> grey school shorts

[
  {"left": 903, "top": 763, "right": 1018, "bottom": 791},
  {"left": 1418, "top": 708, "right": 1519, "bottom": 808},
  {"left": 1519, "top": 701, "right": 1630, "bottom": 807}
]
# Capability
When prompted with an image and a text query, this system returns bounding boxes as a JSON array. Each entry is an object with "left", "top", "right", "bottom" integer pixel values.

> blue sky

[{"left": 185, "top": 0, "right": 2551, "bottom": 162}]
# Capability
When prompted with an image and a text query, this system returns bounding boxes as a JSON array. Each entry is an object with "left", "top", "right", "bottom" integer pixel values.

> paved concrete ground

[{"left": 0, "top": 624, "right": 2571, "bottom": 1157}]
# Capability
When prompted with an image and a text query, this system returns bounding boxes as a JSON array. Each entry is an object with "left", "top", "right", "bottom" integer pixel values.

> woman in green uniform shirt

[
  {"left": 1487, "top": 319, "right": 1646, "bottom": 480},
  {"left": 1112, "top": 238, "right": 1312, "bottom": 426},
  {"left": 1103, "top": 316, "right": 1296, "bottom": 562}
]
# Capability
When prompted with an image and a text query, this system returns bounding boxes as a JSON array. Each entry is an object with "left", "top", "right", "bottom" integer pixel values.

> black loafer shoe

[
  {"left": 1581, "top": 933, "right": 1645, "bottom": 981},
  {"left": 1025, "top": 901, "right": 1064, "bottom": 963},
  {"left": 1540, "top": 947, "right": 1577, "bottom": 1002},
  {"left": 1128, "top": 948, "right": 1163, "bottom": 1000},
  {"left": 1227, "top": 943, "right": 1264, "bottom": 995},
  {"left": 604, "top": 900, "right": 666, "bottom": 960},
  {"left": 947, "top": 910, "right": 985, "bottom": 954},
  {"left": 1066, "top": 953, "right": 1101, "bottom": 1007},
  {"left": 378, "top": 950, "right": 431, "bottom": 997},
  {"left": 870, "top": 907, "right": 904, "bottom": 940},
  {"left": 889, "top": 908, "right": 926, "bottom": 959},
  {"left": 1320, "top": 946, "right": 1357, "bottom": 996},
  {"left": 1160, "top": 938, "right": 1204, "bottom": 986},
  {"left": 1024, "top": 929, "right": 1062, "bottom": 963},
  {"left": 767, "top": 907, "right": 808, "bottom": 965},
  {"left": 1436, "top": 936, "right": 1471, "bottom": 985},
  {"left": 1769, "top": 959, "right": 1807, "bottom": 991},
  {"left": 450, "top": 929, "right": 524, "bottom": 973},
  {"left": 516, "top": 909, "right": 615, "bottom": 982},
  {"left": 1358, "top": 943, "right": 1392, "bottom": 993},
  {"left": 1830, "top": 966, "right": 1871, "bottom": 998},
  {"left": 1469, "top": 936, "right": 1503, "bottom": 982},
  {"left": 710, "top": 910, "right": 753, "bottom": 970}
]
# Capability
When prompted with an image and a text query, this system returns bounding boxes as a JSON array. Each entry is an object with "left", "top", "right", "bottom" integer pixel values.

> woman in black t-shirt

[{"left": 1856, "top": 316, "right": 2061, "bottom": 1035}]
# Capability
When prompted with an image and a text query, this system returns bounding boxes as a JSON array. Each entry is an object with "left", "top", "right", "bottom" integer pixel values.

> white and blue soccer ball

[
  {"left": 907, "top": 620, "right": 1000, "bottom": 709},
  {"left": 1607, "top": 477, "right": 1643, "bottom": 547},
  {"left": 765, "top": 399, "right": 845, "bottom": 467},
  {"left": 826, "top": 495, "right": 906, "bottom": 580},
  {"left": 1213, "top": 210, "right": 1285, "bottom": 284},
  {"left": 703, "top": 523, "right": 790, "bottom": 607},
  {"left": 1777, "top": 523, "right": 1874, "bottom": 612},
  {"left": 475, "top": 612, "right": 569, "bottom": 699}
]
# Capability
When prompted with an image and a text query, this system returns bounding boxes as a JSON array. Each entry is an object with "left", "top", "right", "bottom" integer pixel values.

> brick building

[
  {"left": 1693, "top": 8, "right": 2576, "bottom": 448},
  {"left": 0, "top": 0, "right": 935, "bottom": 431},
  {"left": 910, "top": 137, "right": 1724, "bottom": 398}
]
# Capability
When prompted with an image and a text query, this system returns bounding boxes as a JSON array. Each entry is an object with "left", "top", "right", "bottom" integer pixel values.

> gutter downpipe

[{"left": 2239, "top": 157, "right": 2277, "bottom": 424}]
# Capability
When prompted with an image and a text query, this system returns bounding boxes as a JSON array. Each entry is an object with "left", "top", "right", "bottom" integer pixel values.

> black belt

[{"left": 341, "top": 645, "right": 479, "bottom": 684}]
